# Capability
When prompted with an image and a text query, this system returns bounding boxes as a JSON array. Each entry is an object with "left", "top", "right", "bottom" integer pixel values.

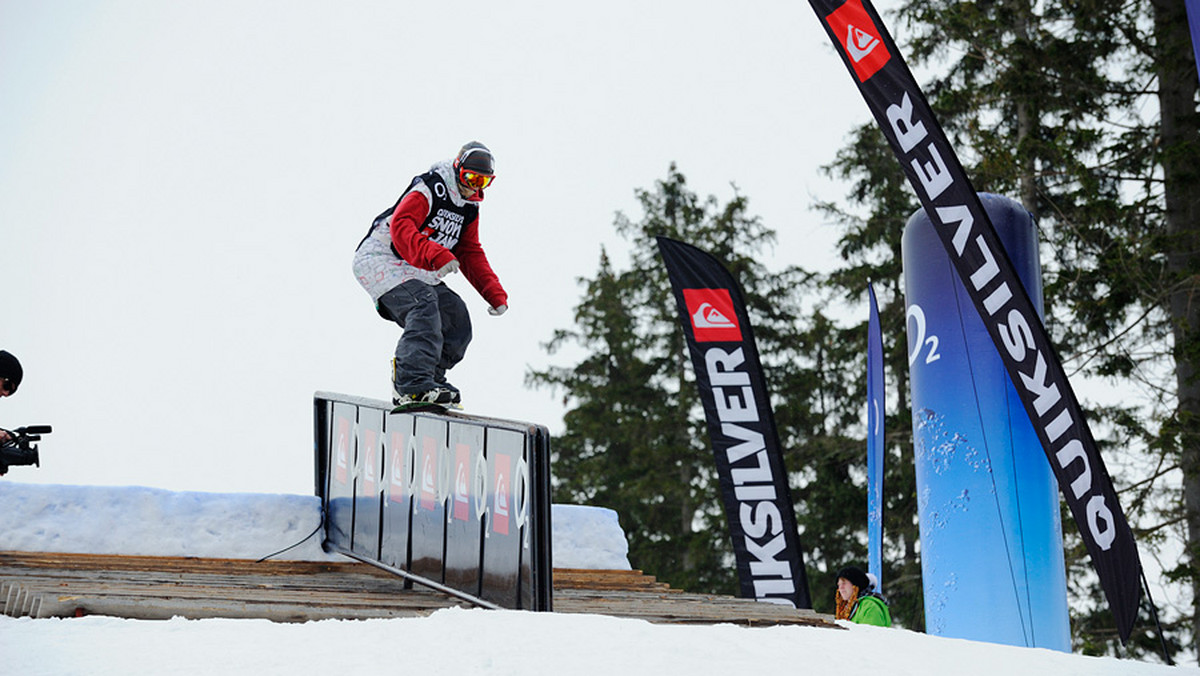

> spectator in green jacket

[{"left": 835, "top": 565, "right": 892, "bottom": 627}]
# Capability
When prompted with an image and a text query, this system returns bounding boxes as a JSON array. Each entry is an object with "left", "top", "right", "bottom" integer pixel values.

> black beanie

[
  {"left": 837, "top": 566, "right": 871, "bottom": 592},
  {"left": 0, "top": 350, "right": 22, "bottom": 393}
]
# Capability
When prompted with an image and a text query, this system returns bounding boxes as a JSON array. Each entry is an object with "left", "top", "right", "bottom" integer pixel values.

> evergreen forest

[{"left": 528, "top": 0, "right": 1198, "bottom": 662}]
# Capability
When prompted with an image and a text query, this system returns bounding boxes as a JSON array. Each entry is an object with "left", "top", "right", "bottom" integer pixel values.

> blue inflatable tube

[{"left": 902, "top": 193, "right": 1070, "bottom": 650}]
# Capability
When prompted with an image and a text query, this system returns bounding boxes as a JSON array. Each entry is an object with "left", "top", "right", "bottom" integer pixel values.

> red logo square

[
  {"left": 334, "top": 417, "right": 351, "bottom": 485},
  {"left": 824, "top": 0, "right": 891, "bottom": 82},
  {"left": 683, "top": 288, "right": 742, "bottom": 342},
  {"left": 387, "top": 431, "right": 408, "bottom": 503},
  {"left": 453, "top": 443, "right": 471, "bottom": 522},
  {"left": 492, "top": 453, "right": 511, "bottom": 535},
  {"left": 361, "top": 429, "right": 378, "bottom": 495},
  {"left": 418, "top": 436, "right": 438, "bottom": 512}
]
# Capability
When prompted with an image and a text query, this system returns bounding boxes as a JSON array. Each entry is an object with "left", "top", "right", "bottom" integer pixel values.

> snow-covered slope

[{"left": 0, "top": 481, "right": 1185, "bottom": 675}]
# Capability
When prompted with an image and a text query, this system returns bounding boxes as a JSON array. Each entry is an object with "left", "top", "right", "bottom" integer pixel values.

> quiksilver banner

[
  {"left": 656, "top": 236, "right": 812, "bottom": 609},
  {"left": 807, "top": 0, "right": 1141, "bottom": 641}
]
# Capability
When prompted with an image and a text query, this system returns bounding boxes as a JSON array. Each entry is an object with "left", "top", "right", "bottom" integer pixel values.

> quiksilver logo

[
  {"left": 334, "top": 418, "right": 351, "bottom": 484},
  {"left": 845, "top": 24, "right": 880, "bottom": 62},
  {"left": 492, "top": 454, "right": 512, "bottom": 535},
  {"left": 683, "top": 288, "right": 743, "bottom": 342},
  {"left": 422, "top": 461, "right": 435, "bottom": 497},
  {"left": 692, "top": 302, "right": 736, "bottom": 329},
  {"left": 362, "top": 431, "right": 378, "bottom": 494},
  {"left": 824, "top": 0, "right": 891, "bottom": 82},
  {"left": 455, "top": 465, "right": 468, "bottom": 501},
  {"left": 418, "top": 437, "right": 438, "bottom": 511},
  {"left": 388, "top": 433, "right": 406, "bottom": 503},
  {"left": 454, "top": 458, "right": 470, "bottom": 521}
]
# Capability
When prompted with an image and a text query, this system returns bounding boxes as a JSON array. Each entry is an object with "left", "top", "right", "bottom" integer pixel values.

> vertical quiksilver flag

[
  {"left": 656, "top": 236, "right": 812, "bottom": 609},
  {"left": 808, "top": 0, "right": 1142, "bottom": 642},
  {"left": 866, "top": 282, "right": 885, "bottom": 591}
]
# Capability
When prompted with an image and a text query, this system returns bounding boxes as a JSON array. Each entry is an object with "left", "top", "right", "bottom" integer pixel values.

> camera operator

[{"left": 0, "top": 350, "right": 23, "bottom": 443}]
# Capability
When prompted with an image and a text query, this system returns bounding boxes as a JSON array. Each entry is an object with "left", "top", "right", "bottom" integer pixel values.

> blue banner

[
  {"left": 904, "top": 194, "right": 1070, "bottom": 650},
  {"left": 1188, "top": 0, "right": 1200, "bottom": 87},
  {"left": 866, "top": 282, "right": 884, "bottom": 591}
]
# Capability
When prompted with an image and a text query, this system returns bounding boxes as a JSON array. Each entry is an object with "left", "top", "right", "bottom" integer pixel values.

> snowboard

[{"left": 390, "top": 401, "right": 463, "bottom": 414}]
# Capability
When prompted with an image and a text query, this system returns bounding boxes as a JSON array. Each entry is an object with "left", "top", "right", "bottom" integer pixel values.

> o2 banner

[
  {"left": 657, "top": 236, "right": 812, "bottom": 609},
  {"left": 905, "top": 194, "right": 1070, "bottom": 650},
  {"left": 808, "top": 0, "right": 1142, "bottom": 642}
]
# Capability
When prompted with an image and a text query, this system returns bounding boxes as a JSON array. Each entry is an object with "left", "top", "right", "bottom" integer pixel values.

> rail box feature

[{"left": 313, "top": 392, "right": 553, "bottom": 610}]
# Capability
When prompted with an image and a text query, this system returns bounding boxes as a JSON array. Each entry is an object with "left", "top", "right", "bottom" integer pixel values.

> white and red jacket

[{"left": 354, "top": 160, "right": 507, "bottom": 312}]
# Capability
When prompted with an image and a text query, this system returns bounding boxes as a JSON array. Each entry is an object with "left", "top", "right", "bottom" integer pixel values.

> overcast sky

[{"left": 0, "top": 1, "right": 890, "bottom": 493}]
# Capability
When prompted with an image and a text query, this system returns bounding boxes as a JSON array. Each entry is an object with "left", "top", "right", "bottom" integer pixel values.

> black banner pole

[{"left": 1141, "top": 567, "right": 1174, "bottom": 665}]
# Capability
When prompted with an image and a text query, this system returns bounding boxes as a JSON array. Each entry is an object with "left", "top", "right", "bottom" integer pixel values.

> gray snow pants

[{"left": 376, "top": 280, "right": 472, "bottom": 395}]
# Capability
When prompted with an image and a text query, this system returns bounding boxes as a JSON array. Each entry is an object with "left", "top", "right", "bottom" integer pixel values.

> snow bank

[
  {"left": 0, "top": 482, "right": 631, "bottom": 569},
  {"left": 550, "top": 504, "right": 631, "bottom": 569}
]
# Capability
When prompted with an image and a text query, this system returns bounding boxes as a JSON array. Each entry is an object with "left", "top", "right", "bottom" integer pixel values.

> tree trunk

[
  {"left": 1013, "top": 2, "right": 1039, "bottom": 218},
  {"left": 1151, "top": 0, "right": 1200, "bottom": 658}
]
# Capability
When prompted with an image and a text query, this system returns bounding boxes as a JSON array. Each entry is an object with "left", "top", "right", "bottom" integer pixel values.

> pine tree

[{"left": 529, "top": 165, "right": 837, "bottom": 597}]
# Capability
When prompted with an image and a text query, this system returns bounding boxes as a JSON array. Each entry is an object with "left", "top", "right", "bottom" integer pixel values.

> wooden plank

[
  {"left": 551, "top": 568, "right": 676, "bottom": 592},
  {"left": 5, "top": 577, "right": 451, "bottom": 609},
  {"left": 22, "top": 590, "right": 450, "bottom": 622},
  {"left": 552, "top": 588, "right": 837, "bottom": 628},
  {"left": 0, "top": 551, "right": 468, "bottom": 622},
  {"left": 0, "top": 551, "right": 840, "bottom": 628},
  {"left": 0, "top": 551, "right": 376, "bottom": 576},
  {"left": 2, "top": 576, "right": 466, "bottom": 622},
  {"left": 0, "top": 567, "right": 411, "bottom": 594}
]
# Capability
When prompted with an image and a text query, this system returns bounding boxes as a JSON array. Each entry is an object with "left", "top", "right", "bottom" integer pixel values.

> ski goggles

[
  {"left": 0, "top": 378, "right": 13, "bottom": 395},
  {"left": 459, "top": 170, "right": 494, "bottom": 191}
]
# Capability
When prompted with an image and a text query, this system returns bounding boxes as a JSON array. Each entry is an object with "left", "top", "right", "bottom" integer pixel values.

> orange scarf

[{"left": 835, "top": 586, "right": 859, "bottom": 620}]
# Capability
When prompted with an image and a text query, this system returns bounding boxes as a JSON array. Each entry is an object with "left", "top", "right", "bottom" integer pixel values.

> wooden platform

[{"left": 0, "top": 551, "right": 838, "bottom": 628}]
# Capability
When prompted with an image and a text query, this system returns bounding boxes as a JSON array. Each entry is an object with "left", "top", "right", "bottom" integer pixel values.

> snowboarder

[
  {"left": 353, "top": 142, "right": 508, "bottom": 409},
  {"left": 835, "top": 565, "right": 892, "bottom": 627}
]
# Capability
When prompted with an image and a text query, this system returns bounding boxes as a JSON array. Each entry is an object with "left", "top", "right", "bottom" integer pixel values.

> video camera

[{"left": 0, "top": 425, "right": 51, "bottom": 476}]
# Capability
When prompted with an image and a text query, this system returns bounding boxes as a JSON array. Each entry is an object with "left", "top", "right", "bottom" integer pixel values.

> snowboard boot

[
  {"left": 438, "top": 380, "right": 463, "bottom": 405},
  {"left": 392, "top": 387, "right": 456, "bottom": 407},
  {"left": 393, "top": 359, "right": 462, "bottom": 408}
]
